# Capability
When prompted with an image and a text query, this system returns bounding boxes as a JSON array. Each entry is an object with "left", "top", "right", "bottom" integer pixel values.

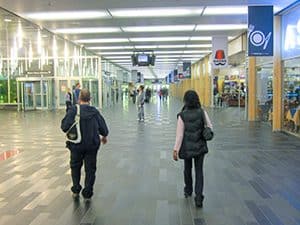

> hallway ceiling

[{"left": 0, "top": 0, "right": 296, "bottom": 79}]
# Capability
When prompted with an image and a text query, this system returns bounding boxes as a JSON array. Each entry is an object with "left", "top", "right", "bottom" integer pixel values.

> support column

[
  {"left": 248, "top": 57, "right": 257, "bottom": 121},
  {"left": 98, "top": 57, "right": 102, "bottom": 109},
  {"left": 273, "top": 16, "right": 283, "bottom": 131}
]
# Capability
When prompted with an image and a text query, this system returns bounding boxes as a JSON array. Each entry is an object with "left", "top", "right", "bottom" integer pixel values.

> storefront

[{"left": 281, "top": 5, "right": 300, "bottom": 136}]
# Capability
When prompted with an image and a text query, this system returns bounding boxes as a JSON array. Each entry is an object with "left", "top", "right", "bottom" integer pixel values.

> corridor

[{"left": 0, "top": 98, "right": 300, "bottom": 225}]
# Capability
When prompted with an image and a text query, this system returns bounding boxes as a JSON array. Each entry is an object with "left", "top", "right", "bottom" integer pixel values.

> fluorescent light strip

[
  {"left": 155, "top": 51, "right": 183, "bottom": 54},
  {"left": 196, "top": 24, "right": 247, "bottom": 31},
  {"left": 86, "top": 46, "right": 134, "bottom": 50},
  {"left": 54, "top": 27, "right": 121, "bottom": 34},
  {"left": 156, "top": 59, "right": 179, "bottom": 61},
  {"left": 158, "top": 45, "right": 186, "bottom": 48},
  {"left": 156, "top": 55, "right": 183, "bottom": 58},
  {"left": 110, "top": 59, "right": 131, "bottom": 62},
  {"left": 25, "top": 11, "right": 110, "bottom": 20},
  {"left": 184, "top": 50, "right": 211, "bottom": 53},
  {"left": 123, "top": 25, "right": 195, "bottom": 32},
  {"left": 135, "top": 45, "right": 158, "bottom": 49},
  {"left": 105, "top": 56, "right": 131, "bottom": 59},
  {"left": 110, "top": 7, "right": 203, "bottom": 18},
  {"left": 190, "top": 37, "right": 212, "bottom": 41},
  {"left": 130, "top": 37, "right": 189, "bottom": 42},
  {"left": 75, "top": 38, "right": 129, "bottom": 43},
  {"left": 186, "top": 44, "right": 212, "bottom": 48},
  {"left": 99, "top": 51, "right": 132, "bottom": 55},
  {"left": 203, "top": 6, "right": 247, "bottom": 15}
]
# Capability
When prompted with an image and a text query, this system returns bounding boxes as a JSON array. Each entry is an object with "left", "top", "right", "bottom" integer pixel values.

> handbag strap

[{"left": 75, "top": 104, "right": 80, "bottom": 123}]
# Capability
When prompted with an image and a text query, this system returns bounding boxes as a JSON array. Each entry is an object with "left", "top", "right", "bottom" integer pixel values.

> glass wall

[{"left": 283, "top": 59, "right": 300, "bottom": 135}]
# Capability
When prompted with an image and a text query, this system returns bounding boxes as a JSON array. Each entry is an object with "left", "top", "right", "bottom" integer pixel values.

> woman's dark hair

[{"left": 182, "top": 90, "right": 201, "bottom": 110}]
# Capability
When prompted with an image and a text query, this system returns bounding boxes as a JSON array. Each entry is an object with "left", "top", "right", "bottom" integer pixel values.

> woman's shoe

[
  {"left": 184, "top": 192, "right": 192, "bottom": 198},
  {"left": 194, "top": 195, "right": 204, "bottom": 208}
]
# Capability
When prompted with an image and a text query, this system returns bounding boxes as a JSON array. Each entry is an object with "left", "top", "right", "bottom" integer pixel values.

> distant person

[
  {"left": 65, "top": 88, "right": 72, "bottom": 112},
  {"left": 137, "top": 85, "right": 145, "bottom": 121},
  {"left": 61, "top": 88, "right": 109, "bottom": 201},
  {"left": 173, "top": 90, "right": 213, "bottom": 208},
  {"left": 145, "top": 88, "right": 151, "bottom": 103},
  {"left": 73, "top": 83, "right": 81, "bottom": 104}
]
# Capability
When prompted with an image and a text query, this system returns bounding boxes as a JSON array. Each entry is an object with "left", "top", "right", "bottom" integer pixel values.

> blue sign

[
  {"left": 248, "top": 6, "right": 273, "bottom": 56},
  {"left": 282, "top": 5, "right": 300, "bottom": 59}
]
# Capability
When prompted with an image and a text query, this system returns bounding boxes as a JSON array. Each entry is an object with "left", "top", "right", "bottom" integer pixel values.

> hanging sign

[
  {"left": 248, "top": 6, "right": 273, "bottom": 56},
  {"left": 212, "top": 36, "right": 228, "bottom": 68}
]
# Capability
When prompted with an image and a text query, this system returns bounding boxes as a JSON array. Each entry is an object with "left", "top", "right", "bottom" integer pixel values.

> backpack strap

[{"left": 75, "top": 104, "right": 80, "bottom": 123}]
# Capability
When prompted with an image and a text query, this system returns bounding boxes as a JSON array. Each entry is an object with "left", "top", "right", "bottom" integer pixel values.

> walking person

[
  {"left": 61, "top": 88, "right": 109, "bottom": 201},
  {"left": 65, "top": 88, "right": 72, "bottom": 112},
  {"left": 73, "top": 82, "right": 81, "bottom": 104},
  {"left": 173, "top": 90, "right": 213, "bottom": 208},
  {"left": 137, "top": 85, "right": 145, "bottom": 122}
]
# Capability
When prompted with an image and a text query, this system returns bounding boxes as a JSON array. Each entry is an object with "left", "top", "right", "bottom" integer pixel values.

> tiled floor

[{"left": 0, "top": 97, "right": 300, "bottom": 225}]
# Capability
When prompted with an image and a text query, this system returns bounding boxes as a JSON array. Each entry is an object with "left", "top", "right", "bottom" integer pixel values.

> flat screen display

[{"left": 137, "top": 54, "right": 149, "bottom": 63}]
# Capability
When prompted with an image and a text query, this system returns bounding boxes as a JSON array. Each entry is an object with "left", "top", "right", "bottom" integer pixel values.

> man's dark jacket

[{"left": 61, "top": 104, "right": 109, "bottom": 151}]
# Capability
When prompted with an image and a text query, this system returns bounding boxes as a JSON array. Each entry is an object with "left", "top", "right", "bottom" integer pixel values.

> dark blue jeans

[{"left": 70, "top": 148, "right": 98, "bottom": 198}]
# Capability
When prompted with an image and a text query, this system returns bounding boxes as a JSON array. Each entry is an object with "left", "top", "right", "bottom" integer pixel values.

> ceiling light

[
  {"left": 184, "top": 50, "right": 211, "bottom": 53},
  {"left": 130, "top": 37, "right": 189, "bottom": 42},
  {"left": 25, "top": 11, "right": 110, "bottom": 21},
  {"left": 109, "top": 59, "right": 131, "bottom": 62},
  {"left": 87, "top": 46, "right": 133, "bottom": 50},
  {"left": 156, "top": 58, "right": 179, "bottom": 61},
  {"left": 190, "top": 37, "right": 212, "bottom": 41},
  {"left": 203, "top": 6, "right": 247, "bottom": 15},
  {"left": 158, "top": 45, "right": 186, "bottom": 48},
  {"left": 4, "top": 18, "right": 12, "bottom": 22},
  {"left": 123, "top": 25, "right": 195, "bottom": 32},
  {"left": 54, "top": 27, "right": 121, "bottom": 34},
  {"left": 75, "top": 38, "right": 129, "bottom": 43},
  {"left": 156, "top": 55, "right": 182, "bottom": 58},
  {"left": 155, "top": 51, "right": 183, "bottom": 54},
  {"left": 105, "top": 56, "right": 131, "bottom": 59},
  {"left": 134, "top": 45, "right": 158, "bottom": 49},
  {"left": 110, "top": 7, "right": 203, "bottom": 18},
  {"left": 196, "top": 24, "right": 247, "bottom": 31},
  {"left": 99, "top": 51, "right": 132, "bottom": 55},
  {"left": 186, "top": 44, "right": 212, "bottom": 48}
]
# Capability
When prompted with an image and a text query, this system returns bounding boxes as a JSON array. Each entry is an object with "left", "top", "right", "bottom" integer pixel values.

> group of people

[
  {"left": 65, "top": 83, "right": 81, "bottom": 112},
  {"left": 61, "top": 88, "right": 212, "bottom": 208}
]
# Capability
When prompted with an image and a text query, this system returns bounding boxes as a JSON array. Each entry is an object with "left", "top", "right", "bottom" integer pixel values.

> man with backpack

[{"left": 61, "top": 88, "right": 109, "bottom": 201}]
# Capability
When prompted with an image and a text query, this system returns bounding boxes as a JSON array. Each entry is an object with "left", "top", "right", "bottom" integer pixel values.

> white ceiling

[{"left": 0, "top": 0, "right": 296, "bottom": 79}]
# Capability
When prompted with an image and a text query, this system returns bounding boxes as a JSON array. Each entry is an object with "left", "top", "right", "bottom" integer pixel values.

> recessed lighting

[
  {"left": 75, "top": 38, "right": 129, "bottom": 43},
  {"left": 25, "top": 11, "right": 110, "bottom": 21},
  {"left": 110, "top": 7, "right": 203, "bottom": 18},
  {"left": 123, "top": 25, "right": 195, "bottom": 32},
  {"left": 54, "top": 27, "right": 121, "bottom": 34},
  {"left": 196, "top": 24, "right": 247, "bottom": 31},
  {"left": 130, "top": 37, "right": 189, "bottom": 42},
  {"left": 203, "top": 6, "right": 247, "bottom": 15}
]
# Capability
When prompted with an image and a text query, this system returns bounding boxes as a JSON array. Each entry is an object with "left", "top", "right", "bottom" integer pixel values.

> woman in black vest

[{"left": 173, "top": 90, "right": 213, "bottom": 208}]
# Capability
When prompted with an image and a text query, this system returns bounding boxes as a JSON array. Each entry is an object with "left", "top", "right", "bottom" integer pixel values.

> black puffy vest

[{"left": 178, "top": 108, "right": 208, "bottom": 159}]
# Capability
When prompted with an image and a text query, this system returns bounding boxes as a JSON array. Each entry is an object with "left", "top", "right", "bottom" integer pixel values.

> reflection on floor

[{"left": 0, "top": 97, "right": 300, "bottom": 225}]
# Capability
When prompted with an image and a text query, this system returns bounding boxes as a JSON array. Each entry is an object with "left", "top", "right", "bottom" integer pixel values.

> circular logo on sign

[{"left": 250, "top": 31, "right": 265, "bottom": 46}]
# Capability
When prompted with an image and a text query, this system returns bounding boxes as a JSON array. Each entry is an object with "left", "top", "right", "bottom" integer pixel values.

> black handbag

[{"left": 202, "top": 110, "right": 214, "bottom": 141}]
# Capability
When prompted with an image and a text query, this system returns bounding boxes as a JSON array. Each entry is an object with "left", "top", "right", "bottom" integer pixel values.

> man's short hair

[{"left": 79, "top": 88, "right": 91, "bottom": 102}]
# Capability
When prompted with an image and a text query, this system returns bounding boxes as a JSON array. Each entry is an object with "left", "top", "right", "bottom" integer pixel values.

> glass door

[{"left": 24, "top": 82, "right": 35, "bottom": 110}]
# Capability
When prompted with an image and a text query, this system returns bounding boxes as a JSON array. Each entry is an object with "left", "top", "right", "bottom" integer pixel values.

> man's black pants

[
  {"left": 70, "top": 148, "right": 98, "bottom": 198},
  {"left": 184, "top": 155, "right": 205, "bottom": 198}
]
